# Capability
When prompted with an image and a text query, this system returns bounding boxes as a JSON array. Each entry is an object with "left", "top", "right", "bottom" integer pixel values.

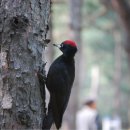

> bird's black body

[
  {"left": 42, "top": 40, "right": 77, "bottom": 129},
  {"left": 46, "top": 55, "right": 75, "bottom": 129}
]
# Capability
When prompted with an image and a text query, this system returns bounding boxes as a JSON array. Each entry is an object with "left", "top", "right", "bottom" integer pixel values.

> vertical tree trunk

[
  {"left": 111, "top": 0, "right": 130, "bottom": 125},
  {"left": 111, "top": 0, "right": 130, "bottom": 67},
  {"left": 0, "top": 0, "right": 50, "bottom": 129},
  {"left": 63, "top": 0, "right": 83, "bottom": 129},
  {"left": 113, "top": 30, "right": 122, "bottom": 115},
  {"left": 46, "top": 7, "right": 55, "bottom": 71}
]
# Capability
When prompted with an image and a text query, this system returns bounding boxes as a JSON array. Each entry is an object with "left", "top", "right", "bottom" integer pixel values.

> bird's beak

[{"left": 53, "top": 44, "right": 61, "bottom": 48}]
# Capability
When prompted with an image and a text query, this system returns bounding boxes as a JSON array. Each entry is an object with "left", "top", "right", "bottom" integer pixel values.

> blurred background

[{"left": 45, "top": 0, "right": 130, "bottom": 129}]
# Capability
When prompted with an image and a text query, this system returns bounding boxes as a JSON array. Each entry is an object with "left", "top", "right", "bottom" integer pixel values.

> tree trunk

[
  {"left": 45, "top": 7, "right": 55, "bottom": 71},
  {"left": 0, "top": 0, "right": 50, "bottom": 129},
  {"left": 111, "top": 0, "right": 130, "bottom": 126},
  {"left": 113, "top": 30, "right": 122, "bottom": 115},
  {"left": 111, "top": 0, "right": 130, "bottom": 67},
  {"left": 63, "top": 0, "right": 83, "bottom": 129}
]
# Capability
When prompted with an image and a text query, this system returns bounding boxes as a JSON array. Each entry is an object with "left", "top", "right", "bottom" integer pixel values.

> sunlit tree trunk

[{"left": 0, "top": 0, "right": 50, "bottom": 129}]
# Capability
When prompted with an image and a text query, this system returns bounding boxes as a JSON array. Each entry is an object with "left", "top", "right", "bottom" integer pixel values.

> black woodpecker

[{"left": 43, "top": 40, "right": 77, "bottom": 130}]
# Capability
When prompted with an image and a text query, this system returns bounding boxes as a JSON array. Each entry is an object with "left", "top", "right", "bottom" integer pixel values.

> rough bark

[
  {"left": 46, "top": 8, "right": 54, "bottom": 71},
  {"left": 63, "top": 0, "right": 83, "bottom": 129},
  {"left": 0, "top": 0, "right": 50, "bottom": 129}
]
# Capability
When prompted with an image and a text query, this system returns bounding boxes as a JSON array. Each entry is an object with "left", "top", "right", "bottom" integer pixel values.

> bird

[{"left": 43, "top": 40, "right": 78, "bottom": 130}]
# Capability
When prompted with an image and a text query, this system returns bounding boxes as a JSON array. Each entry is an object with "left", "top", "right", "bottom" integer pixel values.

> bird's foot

[{"left": 37, "top": 62, "right": 47, "bottom": 83}]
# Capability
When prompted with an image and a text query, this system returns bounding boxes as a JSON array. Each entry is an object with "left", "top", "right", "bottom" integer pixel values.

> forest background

[{"left": 47, "top": 0, "right": 130, "bottom": 129}]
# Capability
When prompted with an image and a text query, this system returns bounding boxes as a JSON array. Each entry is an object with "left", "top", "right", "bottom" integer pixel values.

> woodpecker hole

[
  {"left": 13, "top": 17, "right": 19, "bottom": 25},
  {"left": 11, "top": 15, "right": 29, "bottom": 30}
]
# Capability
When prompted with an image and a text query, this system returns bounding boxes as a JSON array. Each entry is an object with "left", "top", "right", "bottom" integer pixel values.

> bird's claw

[{"left": 37, "top": 62, "right": 47, "bottom": 83}]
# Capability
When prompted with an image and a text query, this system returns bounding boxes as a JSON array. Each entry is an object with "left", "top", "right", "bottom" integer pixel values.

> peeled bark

[{"left": 0, "top": 0, "right": 50, "bottom": 129}]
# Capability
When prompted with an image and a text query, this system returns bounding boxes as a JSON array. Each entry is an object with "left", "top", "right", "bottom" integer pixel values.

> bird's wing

[{"left": 46, "top": 62, "right": 73, "bottom": 129}]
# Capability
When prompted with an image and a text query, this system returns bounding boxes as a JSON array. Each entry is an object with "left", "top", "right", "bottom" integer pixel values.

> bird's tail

[
  {"left": 42, "top": 113, "right": 53, "bottom": 130},
  {"left": 51, "top": 95, "right": 62, "bottom": 129},
  {"left": 42, "top": 96, "right": 62, "bottom": 130}
]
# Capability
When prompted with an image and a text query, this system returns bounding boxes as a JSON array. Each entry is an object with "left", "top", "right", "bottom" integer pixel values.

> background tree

[
  {"left": 112, "top": 29, "right": 122, "bottom": 116},
  {"left": 110, "top": 0, "right": 130, "bottom": 127},
  {"left": 111, "top": 0, "right": 130, "bottom": 66},
  {"left": 50, "top": 0, "right": 130, "bottom": 129},
  {"left": 0, "top": 0, "right": 50, "bottom": 129},
  {"left": 63, "top": 0, "right": 83, "bottom": 129}
]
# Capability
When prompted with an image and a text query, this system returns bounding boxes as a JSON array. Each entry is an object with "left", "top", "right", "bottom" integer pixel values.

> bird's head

[{"left": 53, "top": 40, "right": 78, "bottom": 58}]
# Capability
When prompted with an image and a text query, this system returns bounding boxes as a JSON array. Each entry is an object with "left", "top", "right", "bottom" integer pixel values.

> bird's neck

[{"left": 62, "top": 54, "right": 75, "bottom": 62}]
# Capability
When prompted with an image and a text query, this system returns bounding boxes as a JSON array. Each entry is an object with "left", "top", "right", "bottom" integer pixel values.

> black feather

[
  {"left": 44, "top": 41, "right": 77, "bottom": 129},
  {"left": 46, "top": 56, "right": 75, "bottom": 129}
]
